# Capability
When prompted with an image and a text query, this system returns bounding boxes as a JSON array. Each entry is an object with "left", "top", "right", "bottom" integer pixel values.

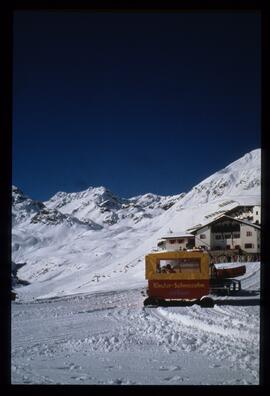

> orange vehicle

[
  {"left": 144, "top": 250, "right": 213, "bottom": 307},
  {"left": 143, "top": 250, "right": 245, "bottom": 307}
]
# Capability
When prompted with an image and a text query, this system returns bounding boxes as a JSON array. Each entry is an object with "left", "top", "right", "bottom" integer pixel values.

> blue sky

[{"left": 13, "top": 11, "right": 261, "bottom": 201}]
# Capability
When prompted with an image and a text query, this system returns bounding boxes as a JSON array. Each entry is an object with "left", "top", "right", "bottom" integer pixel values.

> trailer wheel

[
  {"left": 199, "top": 296, "right": 214, "bottom": 308},
  {"left": 220, "top": 288, "right": 229, "bottom": 296},
  {"left": 143, "top": 297, "right": 163, "bottom": 307}
]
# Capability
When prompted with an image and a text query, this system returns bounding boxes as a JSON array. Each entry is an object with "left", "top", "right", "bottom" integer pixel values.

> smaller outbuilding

[{"left": 157, "top": 231, "right": 195, "bottom": 251}]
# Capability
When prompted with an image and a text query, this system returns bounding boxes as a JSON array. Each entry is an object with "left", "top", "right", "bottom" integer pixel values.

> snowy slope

[
  {"left": 12, "top": 148, "right": 261, "bottom": 300},
  {"left": 12, "top": 262, "right": 260, "bottom": 385}
]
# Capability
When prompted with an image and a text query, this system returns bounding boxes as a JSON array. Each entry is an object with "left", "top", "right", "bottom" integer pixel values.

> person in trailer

[{"left": 165, "top": 264, "right": 176, "bottom": 273}]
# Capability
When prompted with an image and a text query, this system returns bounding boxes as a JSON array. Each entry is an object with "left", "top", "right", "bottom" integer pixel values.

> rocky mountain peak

[{"left": 12, "top": 185, "right": 46, "bottom": 226}]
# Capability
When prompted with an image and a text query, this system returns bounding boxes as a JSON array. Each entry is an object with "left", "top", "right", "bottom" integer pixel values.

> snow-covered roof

[
  {"left": 225, "top": 204, "right": 261, "bottom": 214},
  {"left": 160, "top": 232, "right": 194, "bottom": 239},
  {"left": 191, "top": 214, "right": 261, "bottom": 233}
]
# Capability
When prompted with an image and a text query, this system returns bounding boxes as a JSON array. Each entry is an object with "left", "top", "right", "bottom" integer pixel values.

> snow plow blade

[{"left": 214, "top": 265, "right": 246, "bottom": 279}]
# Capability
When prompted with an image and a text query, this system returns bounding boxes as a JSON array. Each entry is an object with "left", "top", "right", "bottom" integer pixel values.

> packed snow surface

[{"left": 12, "top": 262, "right": 260, "bottom": 385}]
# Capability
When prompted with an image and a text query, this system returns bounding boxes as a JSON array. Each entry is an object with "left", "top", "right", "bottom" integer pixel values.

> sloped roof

[
  {"left": 191, "top": 214, "right": 261, "bottom": 233},
  {"left": 160, "top": 232, "right": 194, "bottom": 239},
  {"left": 224, "top": 215, "right": 261, "bottom": 229}
]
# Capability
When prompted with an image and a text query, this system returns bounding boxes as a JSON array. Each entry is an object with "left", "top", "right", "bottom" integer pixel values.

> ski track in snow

[{"left": 12, "top": 266, "right": 260, "bottom": 385}]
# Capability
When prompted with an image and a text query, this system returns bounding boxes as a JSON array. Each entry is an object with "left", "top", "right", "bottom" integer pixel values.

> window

[
  {"left": 158, "top": 259, "right": 201, "bottom": 273},
  {"left": 177, "top": 239, "right": 184, "bottom": 244},
  {"left": 224, "top": 234, "right": 231, "bottom": 239},
  {"left": 246, "top": 231, "right": 252, "bottom": 237},
  {"left": 226, "top": 245, "right": 231, "bottom": 250},
  {"left": 157, "top": 240, "right": 165, "bottom": 247},
  {"left": 200, "top": 234, "right": 206, "bottom": 239},
  {"left": 215, "top": 235, "right": 222, "bottom": 240},
  {"left": 179, "top": 261, "right": 200, "bottom": 272},
  {"left": 235, "top": 245, "right": 240, "bottom": 249},
  {"left": 233, "top": 233, "right": 240, "bottom": 238},
  {"left": 169, "top": 239, "right": 176, "bottom": 244},
  {"left": 244, "top": 243, "right": 253, "bottom": 249},
  {"left": 256, "top": 211, "right": 258, "bottom": 215}
]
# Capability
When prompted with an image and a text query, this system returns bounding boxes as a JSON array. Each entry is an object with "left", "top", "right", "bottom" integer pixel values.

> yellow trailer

[
  {"left": 144, "top": 250, "right": 245, "bottom": 307},
  {"left": 144, "top": 250, "right": 213, "bottom": 307}
]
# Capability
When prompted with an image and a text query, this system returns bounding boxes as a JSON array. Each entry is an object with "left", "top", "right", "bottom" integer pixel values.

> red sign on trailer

[{"left": 148, "top": 279, "right": 209, "bottom": 299}]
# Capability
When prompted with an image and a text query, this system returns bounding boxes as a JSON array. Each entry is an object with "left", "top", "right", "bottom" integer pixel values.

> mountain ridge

[{"left": 12, "top": 148, "right": 261, "bottom": 300}]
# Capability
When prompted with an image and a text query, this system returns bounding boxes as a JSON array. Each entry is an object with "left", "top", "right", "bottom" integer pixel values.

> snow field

[{"left": 12, "top": 263, "right": 260, "bottom": 385}]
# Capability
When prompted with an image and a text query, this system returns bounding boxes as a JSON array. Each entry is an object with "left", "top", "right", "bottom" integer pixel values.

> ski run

[{"left": 12, "top": 262, "right": 260, "bottom": 385}]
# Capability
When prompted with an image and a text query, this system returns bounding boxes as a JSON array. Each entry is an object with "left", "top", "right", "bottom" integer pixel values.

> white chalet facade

[{"left": 192, "top": 214, "right": 260, "bottom": 254}]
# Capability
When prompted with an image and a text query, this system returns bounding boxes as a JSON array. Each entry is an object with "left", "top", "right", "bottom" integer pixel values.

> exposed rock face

[{"left": 12, "top": 185, "right": 46, "bottom": 225}]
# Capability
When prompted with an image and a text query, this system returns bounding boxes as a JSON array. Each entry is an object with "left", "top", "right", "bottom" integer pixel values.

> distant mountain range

[
  {"left": 12, "top": 148, "right": 261, "bottom": 300},
  {"left": 12, "top": 185, "right": 184, "bottom": 229}
]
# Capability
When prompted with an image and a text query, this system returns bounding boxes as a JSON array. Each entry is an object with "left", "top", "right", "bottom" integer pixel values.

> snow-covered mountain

[
  {"left": 12, "top": 148, "right": 261, "bottom": 300},
  {"left": 175, "top": 149, "right": 261, "bottom": 208},
  {"left": 12, "top": 185, "right": 46, "bottom": 226},
  {"left": 44, "top": 187, "right": 184, "bottom": 226}
]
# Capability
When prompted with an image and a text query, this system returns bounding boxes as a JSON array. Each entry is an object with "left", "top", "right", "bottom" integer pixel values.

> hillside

[{"left": 12, "top": 148, "right": 261, "bottom": 300}]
